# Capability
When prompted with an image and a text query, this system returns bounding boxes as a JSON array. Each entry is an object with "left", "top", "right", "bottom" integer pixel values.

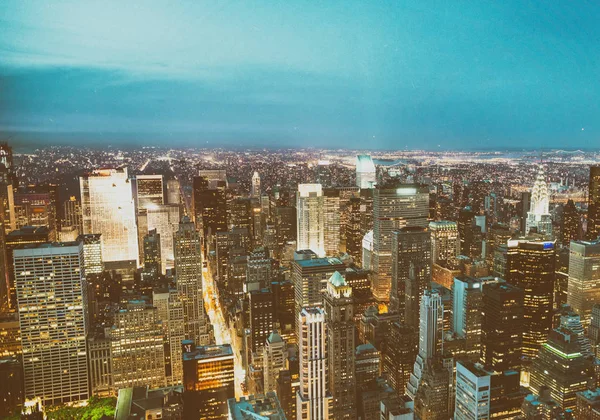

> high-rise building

[
  {"left": 135, "top": 174, "right": 165, "bottom": 210},
  {"left": 525, "top": 165, "right": 553, "bottom": 238},
  {"left": 249, "top": 288, "right": 275, "bottom": 355},
  {"left": 262, "top": 331, "right": 287, "bottom": 393},
  {"left": 14, "top": 184, "right": 59, "bottom": 232},
  {"left": 429, "top": 221, "right": 460, "bottom": 265},
  {"left": 453, "top": 276, "right": 489, "bottom": 361},
  {"left": 588, "top": 166, "right": 600, "bottom": 240},
  {"left": 106, "top": 300, "right": 167, "bottom": 391},
  {"left": 455, "top": 361, "right": 522, "bottom": 420},
  {"left": 567, "top": 240, "right": 600, "bottom": 327},
  {"left": 529, "top": 327, "right": 592, "bottom": 411},
  {"left": 383, "top": 322, "right": 417, "bottom": 397},
  {"left": 557, "top": 306, "right": 592, "bottom": 356},
  {"left": 561, "top": 200, "right": 581, "bottom": 246},
  {"left": 153, "top": 288, "right": 186, "bottom": 386},
  {"left": 481, "top": 281, "right": 523, "bottom": 372},
  {"left": 273, "top": 279, "right": 296, "bottom": 344},
  {"left": 80, "top": 168, "right": 139, "bottom": 265},
  {"left": 355, "top": 343, "right": 380, "bottom": 389},
  {"left": 323, "top": 272, "right": 356, "bottom": 419},
  {"left": 251, "top": 171, "right": 261, "bottom": 198},
  {"left": 412, "top": 358, "right": 450, "bottom": 420},
  {"left": 323, "top": 188, "right": 341, "bottom": 257},
  {"left": 143, "top": 229, "right": 162, "bottom": 279},
  {"left": 345, "top": 197, "right": 363, "bottom": 264},
  {"left": 355, "top": 155, "right": 376, "bottom": 189},
  {"left": 63, "top": 195, "right": 83, "bottom": 233},
  {"left": 297, "top": 184, "right": 325, "bottom": 257},
  {"left": 227, "top": 392, "right": 287, "bottom": 419},
  {"left": 182, "top": 341, "right": 235, "bottom": 420},
  {"left": 390, "top": 226, "right": 431, "bottom": 326},
  {"left": 15, "top": 242, "right": 89, "bottom": 405},
  {"left": 291, "top": 256, "right": 345, "bottom": 339},
  {"left": 372, "top": 182, "right": 429, "bottom": 300},
  {"left": 147, "top": 203, "right": 180, "bottom": 273},
  {"left": 78, "top": 233, "right": 103, "bottom": 275},
  {"left": 296, "top": 307, "right": 333, "bottom": 420},
  {"left": 192, "top": 175, "right": 227, "bottom": 240},
  {"left": 406, "top": 289, "right": 444, "bottom": 399},
  {"left": 174, "top": 217, "right": 211, "bottom": 345},
  {"left": 506, "top": 238, "right": 556, "bottom": 358},
  {"left": 277, "top": 369, "right": 297, "bottom": 420}
]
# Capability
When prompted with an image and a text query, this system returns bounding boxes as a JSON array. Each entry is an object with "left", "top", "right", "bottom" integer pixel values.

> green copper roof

[
  {"left": 267, "top": 331, "right": 283, "bottom": 344},
  {"left": 329, "top": 271, "right": 347, "bottom": 287}
]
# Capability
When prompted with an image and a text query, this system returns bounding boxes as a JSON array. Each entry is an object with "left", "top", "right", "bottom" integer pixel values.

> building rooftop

[
  {"left": 294, "top": 257, "right": 344, "bottom": 268},
  {"left": 7, "top": 225, "right": 50, "bottom": 237},
  {"left": 227, "top": 392, "right": 286, "bottom": 420},
  {"left": 182, "top": 342, "right": 234, "bottom": 362}
]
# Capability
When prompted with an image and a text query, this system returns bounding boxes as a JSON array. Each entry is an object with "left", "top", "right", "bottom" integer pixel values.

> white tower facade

[
  {"left": 252, "top": 171, "right": 261, "bottom": 198},
  {"left": 355, "top": 155, "right": 376, "bottom": 189},
  {"left": 297, "top": 307, "right": 333, "bottom": 420},
  {"left": 80, "top": 167, "right": 139, "bottom": 265},
  {"left": 525, "top": 165, "right": 553, "bottom": 237},
  {"left": 297, "top": 184, "right": 325, "bottom": 257}
]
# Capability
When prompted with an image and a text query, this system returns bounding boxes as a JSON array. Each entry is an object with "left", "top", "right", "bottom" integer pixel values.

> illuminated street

[{"left": 202, "top": 264, "right": 246, "bottom": 398}]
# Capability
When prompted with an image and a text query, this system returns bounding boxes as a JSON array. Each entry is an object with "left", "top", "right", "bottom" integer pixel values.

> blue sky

[{"left": 1, "top": 1, "right": 599, "bottom": 150}]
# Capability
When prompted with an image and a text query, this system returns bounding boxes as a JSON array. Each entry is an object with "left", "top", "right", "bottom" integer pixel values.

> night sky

[{"left": 1, "top": 1, "right": 599, "bottom": 150}]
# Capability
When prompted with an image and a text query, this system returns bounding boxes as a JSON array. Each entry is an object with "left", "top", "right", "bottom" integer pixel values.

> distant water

[{"left": 373, "top": 159, "right": 403, "bottom": 166}]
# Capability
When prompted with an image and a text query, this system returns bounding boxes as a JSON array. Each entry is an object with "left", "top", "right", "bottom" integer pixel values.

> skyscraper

[
  {"left": 80, "top": 167, "right": 139, "bottom": 265},
  {"left": 429, "top": 220, "right": 460, "bottom": 265},
  {"left": 323, "top": 272, "right": 356, "bottom": 419},
  {"left": 15, "top": 242, "right": 89, "bottom": 405},
  {"left": 525, "top": 165, "right": 553, "bottom": 238},
  {"left": 453, "top": 276, "right": 488, "bottom": 361},
  {"left": 587, "top": 166, "right": 600, "bottom": 240},
  {"left": 372, "top": 182, "right": 429, "bottom": 300},
  {"left": 390, "top": 226, "right": 431, "bottom": 325},
  {"left": 147, "top": 203, "right": 180, "bottom": 273},
  {"left": 249, "top": 288, "right": 275, "bottom": 355},
  {"left": 481, "top": 281, "right": 523, "bottom": 372},
  {"left": 251, "top": 171, "right": 261, "bottom": 198},
  {"left": 192, "top": 175, "right": 227, "bottom": 241},
  {"left": 297, "top": 307, "right": 333, "bottom": 420},
  {"left": 567, "top": 240, "right": 600, "bottom": 327},
  {"left": 297, "top": 184, "right": 325, "bottom": 257},
  {"left": 383, "top": 322, "right": 417, "bottom": 397},
  {"left": 406, "top": 289, "right": 444, "bottom": 399},
  {"left": 355, "top": 155, "right": 376, "bottom": 189},
  {"left": 153, "top": 288, "right": 186, "bottom": 386},
  {"left": 174, "top": 217, "right": 211, "bottom": 345},
  {"left": 78, "top": 233, "right": 103, "bottom": 275},
  {"left": 262, "top": 331, "right": 287, "bottom": 393},
  {"left": 506, "top": 238, "right": 556, "bottom": 358},
  {"left": 561, "top": 199, "right": 581, "bottom": 246},
  {"left": 135, "top": 174, "right": 165, "bottom": 210},
  {"left": 323, "top": 188, "right": 341, "bottom": 257}
]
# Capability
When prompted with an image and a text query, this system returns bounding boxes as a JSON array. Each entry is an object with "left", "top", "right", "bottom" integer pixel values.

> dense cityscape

[{"left": 0, "top": 143, "right": 600, "bottom": 419}]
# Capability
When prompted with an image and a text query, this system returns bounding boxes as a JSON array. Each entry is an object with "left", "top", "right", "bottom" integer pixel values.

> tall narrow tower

[
  {"left": 174, "top": 216, "right": 211, "bottom": 345},
  {"left": 251, "top": 171, "right": 261, "bottom": 198},
  {"left": 297, "top": 184, "right": 325, "bottom": 257},
  {"left": 525, "top": 165, "right": 553, "bottom": 237}
]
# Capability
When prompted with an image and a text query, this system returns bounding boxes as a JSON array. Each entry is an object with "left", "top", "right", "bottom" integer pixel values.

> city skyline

[{"left": 2, "top": 1, "right": 599, "bottom": 150}]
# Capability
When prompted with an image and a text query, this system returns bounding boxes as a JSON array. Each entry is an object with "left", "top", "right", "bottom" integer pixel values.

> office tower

[
  {"left": 529, "top": 327, "right": 592, "bottom": 411},
  {"left": 391, "top": 227, "right": 431, "bottom": 325},
  {"left": 227, "top": 392, "right": 286, "bottom": 419},
  {"left": 458, "top": 206, "right": 475, "bottom": 256},
  {"left": 506, "top": 238, "right": 556, "bottom": 358},
  {"left": 87, "top": 336, "right": 112, "bottom": 397},
  {"left": 486, "top": 223, "right": 512, "bottom": 265},
  {"left": 372, "top": 182, "right": 429, "bottom": 300},
  {"left": 0, "top": 355, "right": 24, "bottom": 416},
  {"left": 262, "top": 331, "right": 287, "bottom": 393},
  {"left": 106, "top": 301, "right": 166, "bottom": 391},
  {"left": 362, "top": 230, "right": 374, "bottom": 270},
  {"left": 0, "top": 313, "right": 20, "bottom": 357},
  {"left": 561, "top": 200, "right": 581, "bottom": 246},
  {"left": 575, "top": 388, "right": 600, "bottom": 419},
  {"left": 14, "top": 184, "right": 59, "bottom": 232},
  {"left": 147, "top": 203, "right": 180, "bottom": 273},
  {"left": 455, "top": 361, "right": 522, "bottom": 420},
  {"left": 166, "top": 178, "right": 180, "bottom": 205},
  {"left": 525, "top": 165, "right": 553, "bottom": 237},
  {"left": 383, "top": 322, "right": 417, "bottom": 397},
  {"left": 273, "top": 280, "right": 296, "bottom": 344},
  {"left": 77, "top": 233, "right": 103, "bottom": 275},
  {"left": 63, "top": 195, "right": 83, "bottom": 233},
  {"left": 588, "top": 166, "right": 600, "bottom": 240},
  {"left": 567, "top": 240, "right": 600, "bottom": 327},
  {"left": 192, "top": 174, "right": 227, "bottom": 239},
  {"left": 247, "top": 247, "right": 278, "bottom": 292},
  {"left": 429, "top": 220, "right": 460, "bottom": 265},
  {"left": 291, "top": 256, "right": 345, "bottom": 339},
  {"left": 15, "top": 242, "right": 89, "bottom": 405},
  {"left": 174, "top": 217, "right": 211, "bottom": 345},
  {"left": 323, "top": 272, "right": 356, "bottom": 419},
  {"left": 453, "top": 276, "right": 488, "bottom": 361},
  {"left": 153, "top": 289, "right": 186, "bottom": 386},
  {"left": 407, "top": 289, "right": 444, "bottom": 399},
  {"left": 590, "top": 304, "right": 600, "bottom": 357},
  {"left": 519, "top": 191, "right": 531, "bottom": 234},
  {"left": 345, "top": 197, "right": 363, "bottom": 264},
  {"left": 251, "top": 171, "right": 261, "bottom": 198},
  {"left": 412, "top": 358, "right": 450, "bottom": 420},
  {"left": 80, "top": 168, "right": 139, "bottom": 265},
  {"left": 143, "top": 229, "right": 162, "bottom": 278},
  {"left": 249, "top": 288, "right": 275, "bottom": 355},
  {"left": 274, "top": 205, "right": 297, "bottom": 252},
  {"left": 4, "top": 225, "right": 51, "bottom": 310},
  {"left": 135, "top": 174, "right": 165, "bottom": 210},
  {"left": 356, "top": 155, "right": 376, "bottom": 189},
  {"left": 0, "top": 143, "right": 14, "bottom": 180},
  {"left": 182, "top": 341, "right": 235, "bottom": 420},
  {"left": 297, "top": 307, "right": 333, "bottom": 420},
  {"left": 277, "top": 369, "right": 296, "bottom": 419},
  {"left": 355, "top": 343, "right": 380, "bottom": 388},
  {"left": 360, "top": 187, "right": 374, "bottom": 235},
  {"left": 323, "top": 188, "right": 341, "bottom": 256},
  {"left": 558, "top": 307, "right": 592, "bottom": 356},
  {"left": 481, "top": 282, "right": 523, "bottom": 372},
  {"left": 198, "top": 169, "right": 228, "bottom": 187},
  {"left": 297, "top": 184, "right": 325, "bottom": 257}
]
